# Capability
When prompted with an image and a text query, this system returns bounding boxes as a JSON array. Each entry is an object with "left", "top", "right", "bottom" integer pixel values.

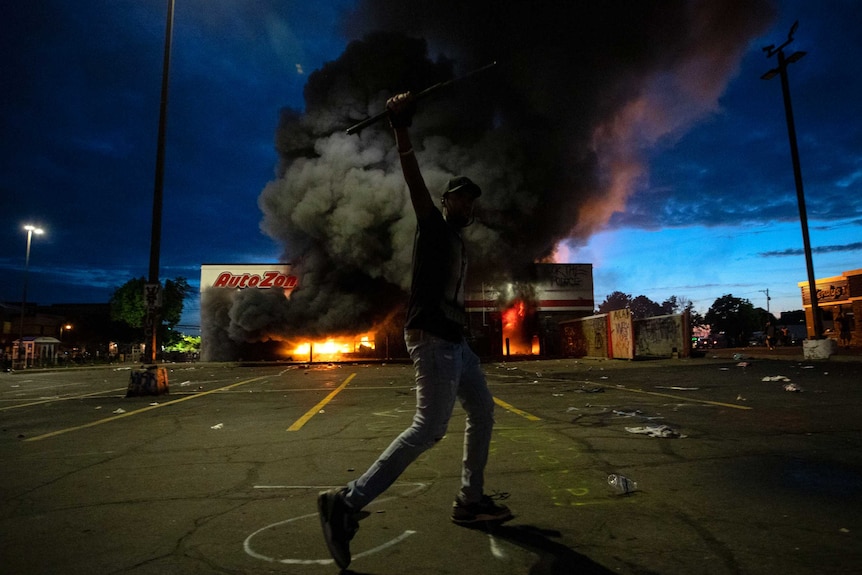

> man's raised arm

[{"left": 387, "top": 92, "right": 434, "bottom": 219}]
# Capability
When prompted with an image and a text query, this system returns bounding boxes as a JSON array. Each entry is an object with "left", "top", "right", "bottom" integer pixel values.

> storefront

[{"left": 799, "top": 268, "right": 860, "bottom": 346}]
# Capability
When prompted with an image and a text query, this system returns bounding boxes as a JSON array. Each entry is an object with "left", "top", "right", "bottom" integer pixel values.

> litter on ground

[{"left": 625, "top": 424, "right": 685, "bottom": 438}]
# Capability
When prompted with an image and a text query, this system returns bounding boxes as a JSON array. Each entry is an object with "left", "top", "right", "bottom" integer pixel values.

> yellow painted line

[
  {"left": 493, "top": 396, "right": 542, "bottom": 421},
  {"left": 0, "top": 388, "right": 128, "bottom": 411},
  {"left": 23, "top": 376, "right": 270, "bottom": 442},
  {"left": 614, "top": 386, "right": 753, "bottom": 410},
  {"left": 287, "top": 373, "right": 356, "bottom": 431}
]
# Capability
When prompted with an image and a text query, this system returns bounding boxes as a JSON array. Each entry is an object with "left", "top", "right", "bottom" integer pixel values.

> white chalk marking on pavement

[
  {"left": 243, "top": 512, "right": 416, "bottom": 565},
  {"left": 287, "top": 372, "right": 356, "bottom": 431},
  {"left": 245, "top": 482, "right": 427, "bottom": 564},
  {"left": 487, "top": 533, "right": 510, "bottom": 560}
]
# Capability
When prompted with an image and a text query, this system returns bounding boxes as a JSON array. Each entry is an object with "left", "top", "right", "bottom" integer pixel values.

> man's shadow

[
  {"left": 472, "top": 523, "right": 619, "bottom": 575},
  {"left": 342, "top": 522, "right": 624, "bottom": 575}
]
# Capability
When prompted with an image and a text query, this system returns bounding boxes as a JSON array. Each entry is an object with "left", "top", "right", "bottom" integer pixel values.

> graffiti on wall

[
  {"left": 609, "top": 309, "right": 633, "bottom": 359},
  {"left": 634, "top": 314, "right": 683, "bottom": 357}
]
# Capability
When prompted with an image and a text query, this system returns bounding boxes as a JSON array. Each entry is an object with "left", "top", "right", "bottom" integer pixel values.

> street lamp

[
  {"left": 761, "top": 21, "right": 823, "bottom": 339},
  {"left": 18, "top": 224, "right": 45, "bottom": 368}
]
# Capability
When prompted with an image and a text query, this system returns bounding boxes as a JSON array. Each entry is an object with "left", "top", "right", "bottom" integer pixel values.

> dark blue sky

[{"left": 2, "top": 0, "right": 860, "bottom": 333}]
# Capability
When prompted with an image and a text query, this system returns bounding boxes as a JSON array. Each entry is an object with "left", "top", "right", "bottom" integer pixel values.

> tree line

[{"left": 597, "top": 291, "right": 803, "bottom": 346}]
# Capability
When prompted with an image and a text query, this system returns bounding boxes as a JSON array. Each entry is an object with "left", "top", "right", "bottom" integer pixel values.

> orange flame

[
  {"left": 285, "top": 333, "right": 376, "bottom": 362},
  {"left": 502, "top": 300, "right": 537, "bottom": 355}
]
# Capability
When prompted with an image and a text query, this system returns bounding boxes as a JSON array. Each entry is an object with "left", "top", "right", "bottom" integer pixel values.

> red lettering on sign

[{"left": 211, "top": 272, "right": 298, "bottom": 290}]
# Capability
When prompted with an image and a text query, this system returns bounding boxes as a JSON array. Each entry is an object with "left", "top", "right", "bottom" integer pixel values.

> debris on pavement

[
  {"left": 572, "top": 386, "right": 604, "bottom": 393},
  {"left": 608, "top": 474, "right": 638, "bottom": 494},
  {"left": 613, "top": 409, "right": 644, "bottom": 418},
  {"left": 210, "top": 423, "right": 224, "bottom": 429},
  {"left": 625, "top": 424, "right": 685, "bottom": 438},
  {"left": 783, "top": 383, "right": 804, "bottom": 392},
  {"left": 762, "top": 375, "right": 791, "bottom": 382}
]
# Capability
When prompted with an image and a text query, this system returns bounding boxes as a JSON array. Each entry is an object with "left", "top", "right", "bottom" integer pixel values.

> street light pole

[
  {"left": 761, "top": 21, "right": 823, "bottom": 339},
  {"left": 145, "top": 0, "right": 175, "bottom": 364},
  {"left": 18, "top": 224, "right": 44, "bottom": 368}
]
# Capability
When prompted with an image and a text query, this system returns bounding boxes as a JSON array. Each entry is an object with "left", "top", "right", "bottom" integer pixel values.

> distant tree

[
  {"left": 662, "top": 295, "right": 706, "bottom": 326},
  {"left": 704, "top": 294, "right": 760, "bottom": 346},
  {"left": 629, "top": 295, "right": 663, "bottom": 319},
  {"left": 687, "top": 302, "right": 706, "bottom": 328},
  {"left": 661, "top": 295, "right": 686, "bottom": 314},
  {"left": 598, "top": 291, "right": 632, "bottom": 313},
  {"left": 110, "top": 277, "right": 192, "bottom": 347},
  {"left": 165, "top": 335, "right": 200, "bottom": 354},
  {"left": 110, "top": 277, "right": 148, "bottom": 329}
]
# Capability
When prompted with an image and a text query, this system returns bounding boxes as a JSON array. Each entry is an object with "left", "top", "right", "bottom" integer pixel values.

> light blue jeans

[{"left": 344, "top": 329, "right": 495, "bottom": 509}]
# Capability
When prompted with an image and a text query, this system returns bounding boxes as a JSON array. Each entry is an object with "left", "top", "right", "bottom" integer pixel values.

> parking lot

[{"left": 1, "top": 353, "right": 861, "bottom": 574}]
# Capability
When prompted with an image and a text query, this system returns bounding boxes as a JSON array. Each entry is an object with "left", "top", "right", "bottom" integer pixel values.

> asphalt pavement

[{"left": 1, "top": 349, "right": 860, "bottom": 575}]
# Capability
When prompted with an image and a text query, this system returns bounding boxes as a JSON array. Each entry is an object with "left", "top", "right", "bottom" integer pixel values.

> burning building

[
  {"left": 200, "top": 2, "right": 774, "bottom": 362},
  {"left": 465, "top": 263, "right": 594, "bottom": 358},
  {"left": 200, "top": 263, "right": 404, "bottom": 362},
  {"left": 200, "top": 262, "right": 592, "bottom": 362}
]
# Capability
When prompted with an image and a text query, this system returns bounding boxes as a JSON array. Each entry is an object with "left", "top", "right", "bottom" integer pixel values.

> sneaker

[
  {"left": 317, "top": 488, "right": 359, "bottom": 569},
  {"left": 451, "top": 493, "right": 514, "bottom": 525}
]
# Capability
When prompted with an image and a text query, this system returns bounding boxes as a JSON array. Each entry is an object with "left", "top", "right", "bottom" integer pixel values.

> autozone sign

[{"left": 200, "top": 264, "right": 298, "bottom": 292}]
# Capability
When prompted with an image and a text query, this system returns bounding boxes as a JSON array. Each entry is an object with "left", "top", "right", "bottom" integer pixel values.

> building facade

[{"left": 799, "top": 267, "right": 860, "bottom": 346}]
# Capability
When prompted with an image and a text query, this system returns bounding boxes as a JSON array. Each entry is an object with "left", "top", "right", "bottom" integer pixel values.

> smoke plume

[{"left": 202, "top": 0, "right": 776, "bottom": 360}]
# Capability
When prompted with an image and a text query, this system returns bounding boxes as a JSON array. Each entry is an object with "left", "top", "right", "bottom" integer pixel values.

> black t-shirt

[{"left": 404, "top": 207, "right": 467, "bottom": 342}]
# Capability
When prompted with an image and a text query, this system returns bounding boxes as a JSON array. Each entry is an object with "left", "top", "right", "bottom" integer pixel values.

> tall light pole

[
  {"left": 18, "top": 224, "right": 44, "bottom": 368},
  {"left": 761, "top": 21, "right": 823, "bottom": 339},
  {"left": 145, "top": 0, "right": 175, "bottom": 364}
]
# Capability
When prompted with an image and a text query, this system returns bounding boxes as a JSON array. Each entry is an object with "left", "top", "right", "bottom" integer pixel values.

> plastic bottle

[{"left": 608, "top": 474, "right": 637, "bottom": 494}]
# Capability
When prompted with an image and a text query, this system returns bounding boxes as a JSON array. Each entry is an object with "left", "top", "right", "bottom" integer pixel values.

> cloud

[{"left": 760, "top": 242, "right": 862, "bottom": 257}]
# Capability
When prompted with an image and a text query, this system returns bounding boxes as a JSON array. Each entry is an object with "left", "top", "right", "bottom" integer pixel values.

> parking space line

[
  {"left": 287, "top": 373, "right": 356, "bottom": 431},
  {"left": 23, "top": 376, "right": 270, "bottom": 442},
  {"left": 614, "top": 386, "right": 753, "bottom": 410},
  {"left": 493, "top": 396, "right": 542, "bottom": 421},
  {"left": 0, "top": 388, "right": 127, "bottom": 411}
]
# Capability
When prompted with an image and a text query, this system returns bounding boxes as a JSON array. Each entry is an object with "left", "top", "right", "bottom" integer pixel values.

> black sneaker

[
  {"left": 317, "top": 488, "right": 359, "bottom": 569},
  {"left": 451, "top": 493, "right": 514, "bottom": 525}
]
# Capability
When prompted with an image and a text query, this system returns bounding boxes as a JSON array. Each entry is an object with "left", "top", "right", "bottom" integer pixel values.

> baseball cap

[{"left": 444, "top": 176, "right": 481, "bottom": 198}]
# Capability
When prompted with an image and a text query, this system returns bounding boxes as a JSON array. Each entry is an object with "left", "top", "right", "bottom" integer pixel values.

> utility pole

[
  {"left": 759, "top": 289, "right": 771, "bottom": 315},
  {"left": 761, "top": 21, "right": 823, "bottom": 339},
  {"left": 145, "top": 0, "right": 175, "bottom": 363}
]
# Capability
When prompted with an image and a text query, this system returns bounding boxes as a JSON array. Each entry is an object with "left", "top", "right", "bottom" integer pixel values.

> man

[{"left": 317, "top": 91, "right": 512, "bottom": 570}]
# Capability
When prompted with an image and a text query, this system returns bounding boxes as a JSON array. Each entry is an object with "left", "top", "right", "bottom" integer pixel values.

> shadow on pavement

[
  {"left": 475, "top": 523, "right": 622, "bottom": 575},
  {"left": 339, "top": 523, "right": 621, "bottom": 575}
]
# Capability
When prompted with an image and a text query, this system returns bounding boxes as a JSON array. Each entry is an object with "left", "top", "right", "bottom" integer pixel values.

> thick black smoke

[{"left": 202, "top": 0, "right": 776, "bottom": 360}]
